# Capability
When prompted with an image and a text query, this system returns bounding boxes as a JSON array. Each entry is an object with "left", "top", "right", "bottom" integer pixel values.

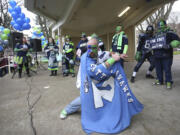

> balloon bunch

[
  {"left": 40, "top": 35, "right": 48, "bottom": 48},
  {"left": 8, "top": 0, "right": 31, "bottom": 31},
  {"left": 0, "top": 26, "right": 10, "bottom": 47},
  {"left": 31, "top": 27, "right": 47, "bottom": 48},
  {"left": 32, "top": 27, "right": 43, "bottom": 38}
]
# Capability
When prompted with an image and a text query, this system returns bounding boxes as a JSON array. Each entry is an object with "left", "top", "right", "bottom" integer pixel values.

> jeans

[
  {"left": 134, "top": 52, "right": 155, "bottom": 72},
  {"left": 64, "top": 96, "right": 81, "bottom": 114},
  {"left": 155, "top": 57, "right": 173, "bottom": 83}
]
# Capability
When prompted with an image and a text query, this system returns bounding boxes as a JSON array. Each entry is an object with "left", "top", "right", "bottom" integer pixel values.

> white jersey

[
  {"left": 97, "top": 50, "right": 110, "bottom": 64},
  {"left": 76, "top": 51, "right": 110, "bottom": 89}
]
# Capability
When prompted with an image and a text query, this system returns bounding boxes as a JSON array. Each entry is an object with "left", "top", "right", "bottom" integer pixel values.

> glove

[
  {"left": 135, "top": 51, "right": 141, "bottom": 61},
  {"left": 170, "top": 40, "right": 180, "bottom": 48}
]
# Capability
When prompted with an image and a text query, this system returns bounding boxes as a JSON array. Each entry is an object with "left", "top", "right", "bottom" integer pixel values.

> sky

[
  {"left": 21, "top": 0, "right": 180, "bottom": 36},
  {"left": 21, "top": 6, "right": 37, "bottom": 36},
  {"left": 171, "top": 0, "right": 180, "bottom": 12}
]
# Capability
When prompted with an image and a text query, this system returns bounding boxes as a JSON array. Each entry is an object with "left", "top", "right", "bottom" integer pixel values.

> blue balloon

[
  {"left": 19, "top": 27, "right": 23, "bottom": 31},
  {"left": 40, "top": 32, "right": 43, "bottom": 36},
  {"left": 0, "top": 45, "right": 4, "bottom": 52},
  {"left": 19, "top": 13, "right": 25, "bottom": 19},
  {"left": 11, "top": 11, "right": 19, "bottom": 19},
  {"left": 16, "top": 18, "right": 24, "bottom": 25},
  {"left": 10, "top": 20, "right": 16, "bottom": 26},
  {"left": 8, "top": 7, "right": 14, "bottom": 13},
  {"left": 0, "top": 26, "right": 4, "bottom": 32},
  {"left": 26, "top": 24, "right": 31, "bottom": 29},
  {"left": 33, "top": 31, "right": 37, "bottom": 35},
  {"left": 22, "top": 23, "right": 31, "bottom": 30},
  {"left": 22, "top": 23, "right": 28, "bottom": 29},
  {"left": 14, "top": 6, "right": 21, "bottom": 14},
  {"left": 9, "top": 0, "right": 17, "bottom": 8},
  {"left": 13, "top": 23, "right": 20, "bottom": 30},
  {"left": 42, "top": 37, "right": 45, "bottom": 41},
  {"left": 41, "top": 41, "right": 45, "bottom": 45},
  {"left": 24, "top": 17, "right": 30, "bottom": 23}
]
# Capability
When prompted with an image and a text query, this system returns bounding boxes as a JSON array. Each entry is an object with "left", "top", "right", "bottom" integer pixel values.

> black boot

[
  {"left": 26, "top": 69, "right": 31, "bottom": 77},
  {"left": 54, "top": 70, "right": 57, "bottom": 76},
  {"left": 130, "top": 76, "right": 135, "bottom": 83},
  {"left": 50, "top": 71, "right": 54, "bottom": 76},
  {"left": 146, "top": 74, "right": 154, "bottom": 79},
  {"left": 18, "top": 69, "right": 22, "bottom": 78}
]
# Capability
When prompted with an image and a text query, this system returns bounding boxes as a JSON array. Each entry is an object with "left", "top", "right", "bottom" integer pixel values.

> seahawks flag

[{"left": 80, "top": 52, "right": 143, "bottom": 134}]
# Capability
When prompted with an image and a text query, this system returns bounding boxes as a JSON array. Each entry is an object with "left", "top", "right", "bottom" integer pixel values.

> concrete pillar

[
  {"left": 57, "top": 27, "right": 62, "bottom": 53},
  {"left": 52, "top": 31, "right": 55, "bottom": 39},
  {"left": 59, "top": 28, "right": 64, "bottom": 53},
  {"left": 125, "top": 25, "right": 135, "bottom": 61}
]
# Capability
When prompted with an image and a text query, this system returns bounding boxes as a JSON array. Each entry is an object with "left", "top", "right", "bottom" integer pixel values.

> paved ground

[{"left": 0, "top": 55, "right": 180, "bottom": 135}]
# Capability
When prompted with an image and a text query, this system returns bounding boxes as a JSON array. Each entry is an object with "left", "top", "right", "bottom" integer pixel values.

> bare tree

[
  {"left": 169, "top": 13, "right": 180, "bottom": 36},
  {"left": 137, "top": 1, "right": 175, "bottom": 33},
  {"left": 35, "top": 15, "right": 52, "bottom": 39},
  {"left": 0, "top": 0, "right": 12, "bottom": 28},
  {"left": 0, "top": 0, "right": 23, "bottom": 29}
]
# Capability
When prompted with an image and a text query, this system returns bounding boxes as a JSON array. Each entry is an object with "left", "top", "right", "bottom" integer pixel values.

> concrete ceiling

[{"left": 25, "top": 0, "right": 175, "bottom": 36}]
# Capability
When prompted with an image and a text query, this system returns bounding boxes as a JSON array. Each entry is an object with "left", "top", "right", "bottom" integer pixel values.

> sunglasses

[{"left": 87, "top": 45, "right": 97, "bottom": 49}]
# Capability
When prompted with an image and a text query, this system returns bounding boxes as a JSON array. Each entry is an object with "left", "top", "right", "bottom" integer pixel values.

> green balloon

[
  {"left": 33, "top": 27, "right": 38, "bottom": 31},
  {"left": 55, "top": 35, "right": 58, "bottom": 39},
  {"left": 36, "top": 29, "right": 41, "bottom": 34},
  {"left": 4, "top": 28, "right": 10, "bottom": 34},
  {"left": 41, "top": 36, "right": 44, "bottom": 39},
  {"left": 1, "top": 34, "right": 8, "bottom": 40}
]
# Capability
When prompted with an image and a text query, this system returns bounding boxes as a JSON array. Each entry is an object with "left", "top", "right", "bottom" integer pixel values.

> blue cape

[{"left": 80, "top": 52, "right": 143, "bottom": 134}]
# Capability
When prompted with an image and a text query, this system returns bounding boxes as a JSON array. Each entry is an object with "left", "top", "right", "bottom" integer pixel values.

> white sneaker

[{"left": 60, "top": 109, "right": 67, "bottom": 119}]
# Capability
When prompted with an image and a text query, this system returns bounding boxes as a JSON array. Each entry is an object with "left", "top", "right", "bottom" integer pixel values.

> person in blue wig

[
  {"left": 79, "top": 37, "right": 143, "bottom": 134},
  {"left": 44, "top": 37, "right": 59, "bottom": 76}
]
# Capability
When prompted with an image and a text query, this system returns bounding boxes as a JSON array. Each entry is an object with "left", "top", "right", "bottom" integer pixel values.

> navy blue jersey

[
  {"left": 15, "top": 43, "right": 31, "bottom": 57},
  {"left": 137, "top": 33, "right": 153, "bottom": 54},
  {"left": 63, "top": 42, "right": 74, "bottom": 59},
  {"left": 76, "top": 39, "right": 88, "bottom": 55},
  {"left": 112, "top": 33, "right": 128, "bottom": 54},
  {"left": 153, "top": 30, "right": 180, "bottom": 58},
  {"left": 44, "top": 44, "right": 59, "bottom": 58}
]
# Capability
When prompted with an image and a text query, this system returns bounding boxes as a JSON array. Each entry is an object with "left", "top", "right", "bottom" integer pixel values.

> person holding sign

[{"left": 153, "top": 20, "right": 180, "bottom": 89}]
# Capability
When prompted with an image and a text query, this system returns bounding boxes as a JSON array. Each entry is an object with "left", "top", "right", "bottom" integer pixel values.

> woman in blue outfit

[{"left": 44, "top": 37, "right": 59, "bottom": 76}]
